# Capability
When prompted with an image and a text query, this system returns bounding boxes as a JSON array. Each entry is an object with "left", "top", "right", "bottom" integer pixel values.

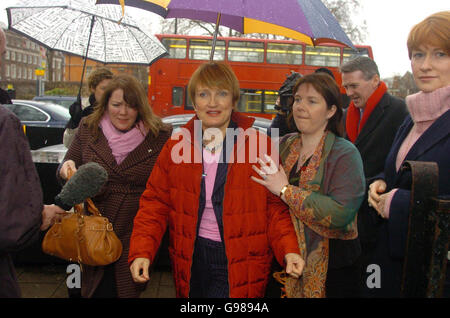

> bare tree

[{"left": 323, "top": 0, "right": 368, "bottom": 43}]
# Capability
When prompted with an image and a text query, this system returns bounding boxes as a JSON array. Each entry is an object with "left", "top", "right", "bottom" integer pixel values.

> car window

[
  {"left": 36, "top": 98, "right": 75, "bottom": 109},
  {"left": 1, "top": 104, "right": 16, "bottom": 112},
  {"left": 57, "top": 100, "right": 75, "bottom": 109},
  {"left": 44, "top": 103, "right": 71, "bottom": 120},
  {"left": 13, "top": 104, "right": 49, "bottom": 121}
]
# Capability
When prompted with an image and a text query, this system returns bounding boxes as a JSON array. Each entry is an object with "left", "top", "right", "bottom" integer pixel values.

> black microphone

[{"left": 54, "top": 162, "right": 108, "bottom": 211}]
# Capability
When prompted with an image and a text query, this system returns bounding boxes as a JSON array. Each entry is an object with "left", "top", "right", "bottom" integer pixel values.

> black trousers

[
  {"left": 326, "top": 261, "right": 361, "bottom": 298},
  {"left": 189, "top": 237, "right": 229, "bottom": 298},
  {"left": 91, "top": 264, "right": 118, "bottom": 298}
]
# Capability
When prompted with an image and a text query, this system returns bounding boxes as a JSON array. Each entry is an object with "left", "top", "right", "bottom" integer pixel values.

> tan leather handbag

[{"left": 42, "top": 169, "right": 122, "bottom": 266}]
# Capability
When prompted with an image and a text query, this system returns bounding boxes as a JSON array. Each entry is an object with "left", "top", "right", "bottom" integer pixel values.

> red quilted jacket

[{"left": 129, "top": 112, "right": 300, "bottom": 297}]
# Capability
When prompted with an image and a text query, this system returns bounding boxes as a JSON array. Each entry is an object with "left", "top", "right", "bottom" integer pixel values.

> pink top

[
  {"left": 384, "top": 85, "right": 450, "bottom": 217},
  {"left": 198, "top": 149, "right": 222, "bottom": 242}
]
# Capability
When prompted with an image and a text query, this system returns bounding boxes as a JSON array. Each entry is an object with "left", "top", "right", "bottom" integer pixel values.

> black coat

[
  {"left": 328, "top": 93, "right": 408, "bottom": 278},
  {"left": 0, "top": 106, "right": 43, "bottom": 297}
]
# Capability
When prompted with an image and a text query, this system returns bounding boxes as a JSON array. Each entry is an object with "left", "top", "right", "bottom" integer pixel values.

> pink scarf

[
  {"left": 395, "top": 85, "right": 450, "bottom": 171},
  {"left": 100, "top": 115, "right": 147, "bottom": 165}
]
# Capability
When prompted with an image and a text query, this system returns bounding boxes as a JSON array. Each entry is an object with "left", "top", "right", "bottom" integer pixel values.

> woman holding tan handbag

[{"left": 57, "top": 74, "right": 172, "bottom": 298}]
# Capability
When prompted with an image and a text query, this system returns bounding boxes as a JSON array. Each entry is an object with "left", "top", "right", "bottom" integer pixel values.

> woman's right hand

[
  {"left": 130, "top": 257, "right": 151, "bottom": 283},
  {"left": 368, "top": 179, "right": 387, "bottom": 208},
  {"left": 60, "top": 160, "right": 77, "bottom": 180}
]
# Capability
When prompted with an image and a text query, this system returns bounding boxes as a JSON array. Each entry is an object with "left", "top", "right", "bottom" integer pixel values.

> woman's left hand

[
  {"left": 370, "top": 192, "right": 389, "bottom": 219},
  {"left": 285, "top": 253, "right": 305, "bottom": 278},
  {"left": 251, "top": 154, "right": 288, "bottom": 197}
]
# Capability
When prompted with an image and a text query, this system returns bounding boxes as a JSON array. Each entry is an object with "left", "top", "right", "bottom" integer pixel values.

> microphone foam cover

[{"left": 55, "top": 162, "right": 108, "bottom": 208}]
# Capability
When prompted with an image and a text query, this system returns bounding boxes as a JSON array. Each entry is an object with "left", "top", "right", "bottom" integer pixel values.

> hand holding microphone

[{"left": 54, "top": 161, "right": 108, "bottom": 211}]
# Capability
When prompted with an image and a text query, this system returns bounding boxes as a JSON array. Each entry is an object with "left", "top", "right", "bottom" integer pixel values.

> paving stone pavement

[{"left": 15, "top": 264, "right": 176, "bottom": 298}]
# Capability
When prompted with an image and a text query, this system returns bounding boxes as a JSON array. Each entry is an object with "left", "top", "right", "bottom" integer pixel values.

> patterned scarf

[
  {"left": 275, "top": 131, "right": 357, "bottom": 298},
  {"left": 346, "top": 81, "right": 387, "bottom": 142}
]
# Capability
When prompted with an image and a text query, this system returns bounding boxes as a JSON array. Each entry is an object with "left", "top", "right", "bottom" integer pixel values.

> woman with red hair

[{"left": 368, "top": 11, "right": 450, "bottom": 297}]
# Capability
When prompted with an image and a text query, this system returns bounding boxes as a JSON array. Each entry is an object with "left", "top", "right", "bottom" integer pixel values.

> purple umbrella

[{"left": 98, "top": 0, "right": 355, "bottom": 59}]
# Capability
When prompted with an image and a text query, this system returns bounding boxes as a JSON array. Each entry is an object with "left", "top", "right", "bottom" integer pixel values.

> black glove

[{"left": 65, "top": 97, "right": 83, "bottom": 129}]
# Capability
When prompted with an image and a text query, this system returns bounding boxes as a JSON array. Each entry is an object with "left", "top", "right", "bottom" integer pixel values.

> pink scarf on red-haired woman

[{"left": 100, "top": 115, "right": 147, "bottom": 165}]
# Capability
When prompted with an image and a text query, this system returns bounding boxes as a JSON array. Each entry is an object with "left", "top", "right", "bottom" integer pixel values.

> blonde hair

[
  {"left": 86, "top": 74, "right": 162, "bottom": 138},
  {"left": 407, "top": 11, "right": 450, "bottom": 59},
  {"left": 188, "top": 62, "right": 240, "bottom": 107}
]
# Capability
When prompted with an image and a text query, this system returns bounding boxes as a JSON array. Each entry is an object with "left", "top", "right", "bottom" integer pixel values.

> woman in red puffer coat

[{"left": 129, "top": 62, "right": 304, "bottom": 298}]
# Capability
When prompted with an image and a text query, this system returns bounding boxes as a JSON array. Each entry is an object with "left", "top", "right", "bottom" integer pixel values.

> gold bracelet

[{"left": 279, "top": 185, "right": 289, "bottom": 198}]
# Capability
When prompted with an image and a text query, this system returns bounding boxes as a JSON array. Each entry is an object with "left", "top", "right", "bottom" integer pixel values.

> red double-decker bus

[{"left": 148, "top": 34, "right": 373, "bottom": 119}]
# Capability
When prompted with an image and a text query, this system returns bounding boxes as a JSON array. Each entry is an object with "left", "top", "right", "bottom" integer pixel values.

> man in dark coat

[
  {"left": 0, "top": 106, "right": 64, "bottom": 297},
  {"left": 337, "top": 56, "right": 408, "bottom": 296},
  {"left": 0, "top": 28, "right": 63, "bottom": 298}
]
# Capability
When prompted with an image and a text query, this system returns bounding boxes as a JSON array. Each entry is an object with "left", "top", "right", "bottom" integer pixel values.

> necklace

[
  {"left": 300, "top": 153, "right": 311, "bottom": 162},
  {"left": 202, "top": 139, "right": 223, "bottom": 152}
]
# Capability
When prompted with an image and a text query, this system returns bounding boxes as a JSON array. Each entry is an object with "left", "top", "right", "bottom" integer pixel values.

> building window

[{"left": 11, "top": 64, "right": 16, "bottom": 79}]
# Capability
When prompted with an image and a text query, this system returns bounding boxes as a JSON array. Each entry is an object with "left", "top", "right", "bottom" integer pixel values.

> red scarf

[{"left": 346, "top": 81, "right": 387, "bottom": 142}]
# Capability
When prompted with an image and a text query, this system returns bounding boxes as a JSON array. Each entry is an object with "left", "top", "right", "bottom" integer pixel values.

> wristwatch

[{"left": 279, "top": 185, "right": 289, "bottom": 198}]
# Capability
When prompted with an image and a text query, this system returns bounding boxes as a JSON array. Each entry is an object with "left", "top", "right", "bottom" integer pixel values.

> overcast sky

[{"left": 0, "top": 0, "right": 449, "bottom": 78}]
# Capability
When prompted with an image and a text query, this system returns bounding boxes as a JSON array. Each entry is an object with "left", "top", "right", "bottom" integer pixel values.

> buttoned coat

[{"left": 60, "top": 118, "right": 172, "bottom": 298}]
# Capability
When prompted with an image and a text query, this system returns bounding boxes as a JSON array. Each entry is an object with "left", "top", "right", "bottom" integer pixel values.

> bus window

[
  {"left": 238, "top": 89, "right": 263, "bottom": 113},
  {"left": 267, "top": 43, "right": 302, "bottom": 65},
  {"left": 185, "top": 90, "right": 194, "bottom": 111},
  {"left": 189, "top": 39, "right": 225, "bottom": 61},
  {"left": 172, "top": 87, "right": 184, "bottom": 107},
  {"left": 228, "top": 41, "right": 264, "bottom": 63},
  {"left": 305, "top": 45, "right": 340, "bottom": 67},
  {"left": 342, "top": 47, "right": 370, "bottom": 65},
  {"left": 161, "top": 38, "right": 187, "bottom": 59},
  {"left": 263, "top": 90, "right": 279, "bottom": 114}
]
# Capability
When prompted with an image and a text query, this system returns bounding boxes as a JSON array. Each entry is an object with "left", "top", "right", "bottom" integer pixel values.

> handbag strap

[{"left": 67, "top": 166, "right": 102, "bottom": 217}]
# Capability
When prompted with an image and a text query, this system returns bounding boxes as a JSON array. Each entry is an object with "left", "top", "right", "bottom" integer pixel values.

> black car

[
  {"left": 4, "top": 100, "right": 70, "bottom": 150},
  {"left": 32, "top": 95, "right": 77, "bottom": 109}
]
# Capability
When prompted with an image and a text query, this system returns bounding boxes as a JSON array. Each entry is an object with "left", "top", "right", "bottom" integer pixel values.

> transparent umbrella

[{"left": 7, "top": 0, "right": 168, "bottom": 97}]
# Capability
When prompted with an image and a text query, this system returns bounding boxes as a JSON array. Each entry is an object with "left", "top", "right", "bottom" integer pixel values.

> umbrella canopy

[
  {"left": 7, "top": 0, "right": 168, "bottom": 65},
  {"left": 97, "top": 0, "right": 355, "bottom": 48}
]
